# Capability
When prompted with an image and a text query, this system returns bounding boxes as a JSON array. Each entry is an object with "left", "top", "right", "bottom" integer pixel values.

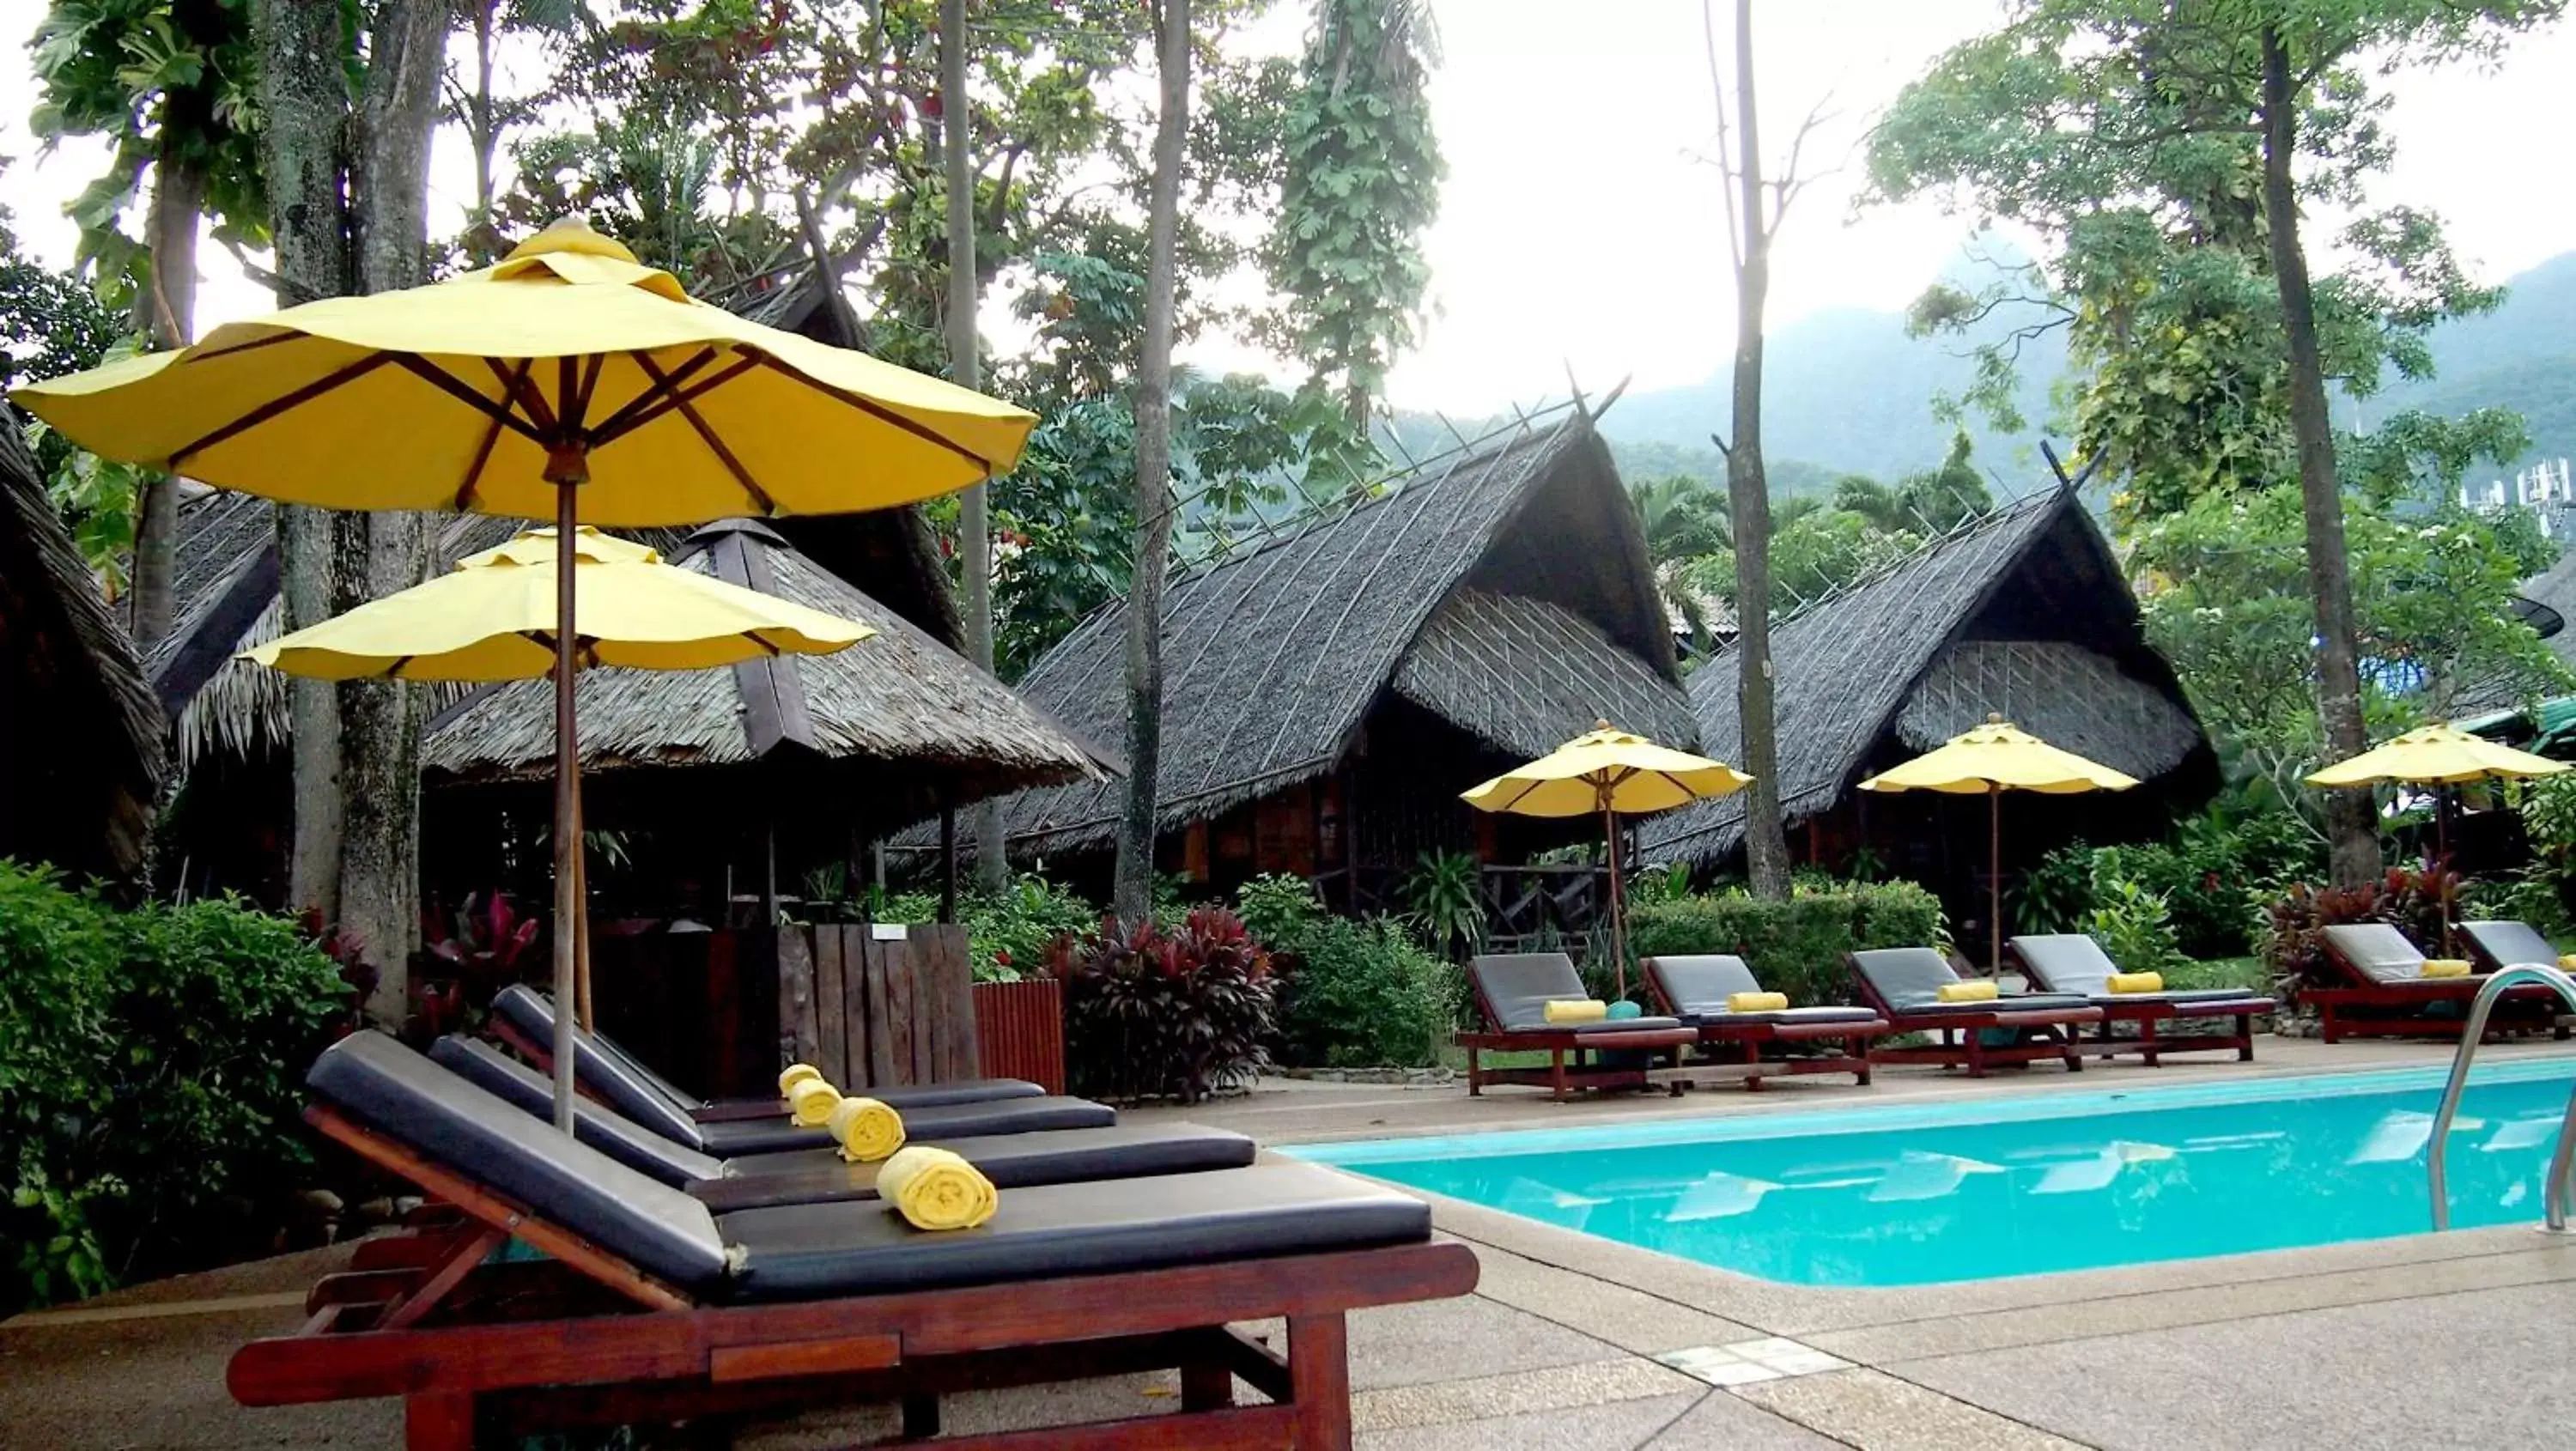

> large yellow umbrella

[
  {"left": 2307, "top": 724, "right": 2567, "bottom": 939},
  {"left": 1859, "top": 714, "right": 2138, "bottom": 973},
  {"left": 1462, "top": 722, "right": 1752, "bottom": 999},
  {"left": 13, "top": 220, "right": 1035, "bottom": 1133},
  {"left": 245, "top": 525, "right": 873, "bottom": 1031}
]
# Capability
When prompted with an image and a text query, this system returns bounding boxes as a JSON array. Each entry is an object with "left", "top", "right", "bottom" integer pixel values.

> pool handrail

[{"left": 2426, "top": 962, "right": 2576, "bottom": 1233}]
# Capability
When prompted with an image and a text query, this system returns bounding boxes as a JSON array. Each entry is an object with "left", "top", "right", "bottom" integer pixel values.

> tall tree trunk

[
  {"left": 1114, "top": 0, "right": 1191, "bottom": 925},
  {"left": 333, "top": 0, "right": 447, "bottom": 1017},
  {"left": 945, "top": 0, "right": 1007, "bottom": 893},
  {"left": 127, "top": 145, "right": 204, "bottom": 653},
  {"left": 463, "top": 0, "right": 501, "bottom": 264},
  {"left": 1725, "top": 0, "right": 1791, "bottom": 901},
  {"left": 258, "top": 0, "right": 353, "bottom": 926},
  {"left": 2260, "top": 26, "right": 2379, "bottom": 887}
]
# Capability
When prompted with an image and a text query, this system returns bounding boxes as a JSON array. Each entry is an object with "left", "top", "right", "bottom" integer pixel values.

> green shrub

[
  {"left": 1627, "top": 880, "right": 1947, "bottom": 1007},
  {"left": 1235, "top": 873, "right": 1326, "bottom": 949},
  {"left": 880, "top": 872, "right": 1101, "bottom": 980},
  {"left": 1, "top": 862, "right": 347, "bottom": 1311},
  {"left": 2020, "top": 812, "right": 2322, "bottom": 960},
  {"left": 2083, "top": 877, "right": 2189, "bottom": 977},
  {"left": 1274, "top": 915, "right": 1449, "bottom": 1069},
  {"left": 1045, "top": 907, "right": 1273, "bottom": 1102}
]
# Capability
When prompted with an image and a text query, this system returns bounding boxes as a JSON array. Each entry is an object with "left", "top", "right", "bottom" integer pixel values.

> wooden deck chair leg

[
  {"left": 1466, "top": 1043, "right": 1483, "bottom": 1096},
  {"left": 2320, "top": 1002, "right": 2342, "bottom": 1043},
  {"left": 2136, "top": 1017, "right": 2162, "bottom": 1069},
  {"left": 1964, "top": 1029, "right": 1986, "bottom": 1078},
  {"left": 1850, "top": 1035, "right": 1873, "bottom": 1085},
  {"left": 1183, "top": 1360, "right": 1236, "bottom": 1410},
  {"left": 404, "top": 1391, "right": 474, "bottom": 1451},
  {"left": 903, "top": 1392, "right": 940, "bottom": 1437},
  {"left": 1287, "top": 1312, "right": 1352, "bottom": 1450},
  {"left": 2238, "top": 1012, "right": 2257, "bottom": 1061},
  {"left": 1548, "top": 1047, "right": 1568, "bottom": 1102}
]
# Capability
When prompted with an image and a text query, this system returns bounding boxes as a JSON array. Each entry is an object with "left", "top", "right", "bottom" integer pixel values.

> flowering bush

[{"left": 1045, "top": 907, "right": 1274, "bottom": 1103}]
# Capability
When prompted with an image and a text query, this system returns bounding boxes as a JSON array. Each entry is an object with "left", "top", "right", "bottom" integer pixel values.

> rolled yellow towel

[
  {"left": 2559, "top": 954, "right": 2576, "bottom": 970},
  {"left": 2421, "top": 959, "right": 2473, "bottom": 980},
  {"left": 878, "top": 1145, "right": 997, "bottom": 1230},
  {"left": 828, "top": 1094, "right": 908, "bottom": 1163},
  {"left": 778, "top": 1063, "right": 825, "bottom": 1096},
  {"left": 1543, "top": 999, "right": 1608, "bottom": 1023},
  {"left": 1936, "top": 980, "right": 1999, "bottom": 1004},
  {"left": 1726, "top": 991, "right": 1790, "bottom": 1013},
  {"left": 2105, "top": 972, "right": 2165, "bottom": 994},
  {"left": 787, "top": 1078, "right": 842, "bottom": 1127}
]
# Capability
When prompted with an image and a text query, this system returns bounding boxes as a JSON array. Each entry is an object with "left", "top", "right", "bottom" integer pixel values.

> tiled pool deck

[{"left": 9, "top": 1035, "right": 2576, "bottom": 1448}]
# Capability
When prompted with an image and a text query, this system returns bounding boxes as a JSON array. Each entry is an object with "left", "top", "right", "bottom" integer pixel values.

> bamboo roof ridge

[
  {"left": 0, "top": 417, "right": 166, "bottom": 874},
  {"left": 1639, "top": 487, "right": 2206, "bottom": 864},
  {"left": 421, "top": 520, "right": 1109, "bottom": 816},
  {"left": 978, "top": 411, "right": 1692, "bottom": 859}
]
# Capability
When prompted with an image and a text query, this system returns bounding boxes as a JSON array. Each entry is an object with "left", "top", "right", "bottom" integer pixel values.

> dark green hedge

[{"left": 1626, "top": 882, "right": 1947, "bottom": 1006}]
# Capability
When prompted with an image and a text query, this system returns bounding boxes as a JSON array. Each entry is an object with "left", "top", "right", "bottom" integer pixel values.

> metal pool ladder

[{"left": 2426, "top": 963, "right": 2576, "bottom": 1233}]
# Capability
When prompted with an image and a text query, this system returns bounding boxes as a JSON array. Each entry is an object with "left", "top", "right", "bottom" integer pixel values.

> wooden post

[{"left": 1987, "top": 786, "right": 2002, "bottom": 975}]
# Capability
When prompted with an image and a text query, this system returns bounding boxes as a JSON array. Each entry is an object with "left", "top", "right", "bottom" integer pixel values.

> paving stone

[
  {"left": 1472, "top": 1243, "right": 1764, "bottom": 1353},
  {"left": 1735, "top": 1368, "right": 2090, "bottom": 1450},
  {"left": 1351, "top": 1357, "right": 1701, "bottom": 1432},
  {"left": 1643, "top": 1387, "right": 1856, "bottom": 1448},
  {"left": 1357, "top": 1392, "right": 1708, "bottom": 1451}
]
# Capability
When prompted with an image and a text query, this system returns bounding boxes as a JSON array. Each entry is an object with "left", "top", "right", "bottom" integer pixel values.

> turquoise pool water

[{"left": 1291, "top": 1062, "right": 2576, "bottom": 1287}]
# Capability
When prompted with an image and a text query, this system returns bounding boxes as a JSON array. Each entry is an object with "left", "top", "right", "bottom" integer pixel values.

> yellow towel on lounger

[
  {"left": 779, "top": 1062, "right": 825, "bottom": 1096},
  {"left": 878, "top": 1145, "right": 997, "bottom": 1230},
  {"left": 2105, "top": 972, "right": 2165, "bottom": 994},
  {"left": 1543, "top": 999, "right": 1608, "bottom": 1023},
  {"left": 1726, "top": 991, "right": 1790, "bottom": 1013},
  {"left": 2559, "top": 955, "right": 2576, "bottom": 971},
  {"left": 828, "top": 1095, "right": 908, "bottom": 1163},
  {"left": 787, "top": 1078, "right": 842, "bottom": 1126},
  {"left": 1936, "top": 980, "right": 1999, "bottom": 1004},
  {"left": 2421, "top": 959, "right": 2473, "bottom": 980}
]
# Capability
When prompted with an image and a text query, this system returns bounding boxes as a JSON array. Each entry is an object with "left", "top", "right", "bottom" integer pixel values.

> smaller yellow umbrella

[
  {"left": 1462, "top": 722, "right": 1752, "bottom": 998},
  {"left": 1859, "top": 714, "right": 2138, "bottom": 973},
  {"left": 2306, "top": 724, "right": 2567, "bottom": 938},
  {"left": 245, "top": 525, "right": 872, "bottom": 1031}
]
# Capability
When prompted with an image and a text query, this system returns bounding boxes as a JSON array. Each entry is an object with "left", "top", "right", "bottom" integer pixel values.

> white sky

[{"left": 3, "top": 2, "right": 2570, "bottom": 416}]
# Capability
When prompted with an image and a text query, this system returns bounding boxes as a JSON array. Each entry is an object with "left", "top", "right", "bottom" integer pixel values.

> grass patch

[{"left": 2168, "top": 956, "right": 2269, "bottom": 993}]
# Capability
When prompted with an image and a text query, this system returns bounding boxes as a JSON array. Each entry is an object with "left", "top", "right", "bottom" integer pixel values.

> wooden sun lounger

[
  {"left": 2307, "top": 924, "right": 2569, "bottom": 1043},
  {"left": 1846, "top": 948, "right": 2103, "bottom": 1078},
  {"left": 1455, "top": 953, "right": 1699, "bottom": 1101},
  {"left": 1640, "top": 954, "right": 1884, "bottom": 1090},
  {"left": 240, "top": 1034, "right": 1476, "bottom": 1450},
  {"left": 2005, "top": 934, "right": 2273, "bottom": 1065}
]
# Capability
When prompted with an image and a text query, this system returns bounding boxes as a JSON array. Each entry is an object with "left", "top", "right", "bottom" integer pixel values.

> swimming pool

[{"left": 1291, "top": 1060, "right": 2576, "bottom": 1287}]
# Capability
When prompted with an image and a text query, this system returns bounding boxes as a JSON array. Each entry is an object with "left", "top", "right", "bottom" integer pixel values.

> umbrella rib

[
  {"left": 590, "top": 349, "right": 749, "bottom": 446},
  {"left": 180, "top": 330, "right": 309, "bottom": 365},
  {"left": 635, "top": 350, "right": 777, "bottom": 515},
  {"left": 494, "top": 357, "right": 561, "bottom": 436},
  {"left": 750, "top": 354, "right": 998, "bottom": 475},
  {"left": 386, "top": 355, "right": 545, "bottom": 442},
  {"left": 170, "top": 352, "right": 398, "bottom": 466},
  {"left": 454, "top": 358, "right": 531, "bottom": 509}
]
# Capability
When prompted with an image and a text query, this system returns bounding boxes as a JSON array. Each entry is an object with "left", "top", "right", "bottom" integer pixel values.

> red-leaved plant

[
  {"left": 413, "top": 893, "right": 541, "bottom": 1037},
  {"left": 2262, "top": 865, "right": 2461, "bottom": 1002},
  {"left": 1044, "top": 907, "right": 1274, "bottom": 1104}
]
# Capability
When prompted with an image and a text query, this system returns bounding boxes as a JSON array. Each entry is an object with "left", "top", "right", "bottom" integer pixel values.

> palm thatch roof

[
  {"left": 1640, "top": 488, "right": 2208, "bottom": 864},
  {"left": 1, "top": 418, "right": 166, "bottom": 875},
  {"left": 979, "top": 412, "right": 1692, "bottom": 859},
  {"left": 148, "top": 493, "right": 957, "bottom": 774},
  {"left": 421, "top": 520, "right": 1109, "bottom": 827}
]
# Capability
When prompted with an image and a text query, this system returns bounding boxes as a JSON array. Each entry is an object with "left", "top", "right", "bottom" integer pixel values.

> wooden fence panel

[
  {"left": 973, "top": 979, "right": 1066, "bottom": 1096},
  {"left": 859, "top": 935, "right": 897, "bottom": 1088},
  {"left": 812, "top": 926, "right": 848, "bottom": 1088},
  {"left": 777, "top": 927, "right": 819, "bottom": 1072},
  {"left": 917, "top": 925, "right": 976, "bottom": 1083}
]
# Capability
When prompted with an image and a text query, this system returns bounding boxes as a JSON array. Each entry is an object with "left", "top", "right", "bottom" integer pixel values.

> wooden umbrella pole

[
  {"left": 1989, "top": 785, "right": 2002, "bottom": 976},
  {"left": 1602, "top": 783, "right": 1626, "bottom": 1001},
  {"left": 574, "top": 792, "right": 592, "bottom": 1034},
  {"left": 547, "top": 458, "right": 585, "bottom": 1133}
]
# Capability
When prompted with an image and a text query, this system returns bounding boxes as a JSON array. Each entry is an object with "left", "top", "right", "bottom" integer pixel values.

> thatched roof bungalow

[
  {"left": 1639, "top": 487, "right": 2215, "bottom": 950},
  {"left": 971, "top": 411, "right": 1698, "bottom": 902},
  {"left": 0, "top": 421, "right": 165, "bottom": 877},
  {"left": 421, "top": 519, "right": 1111, "bottom": 917}
]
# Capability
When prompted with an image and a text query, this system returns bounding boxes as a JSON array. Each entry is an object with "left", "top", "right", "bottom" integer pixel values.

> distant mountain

[{"left": 2354, "top": 251, "right": 2576, "bottom": 477}]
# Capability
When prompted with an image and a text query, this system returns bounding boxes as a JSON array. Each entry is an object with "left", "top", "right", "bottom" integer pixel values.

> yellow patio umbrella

[
  {"left": 243, "top": 525, "right": 873, "bottom": 1030},
  {"left": 1462, "top": 722, "right": 1753, "bottom": 999},
  {"left": 1858, "top": 714, "right": 2139, "bottom": 974},
  {"left": 2306, "top": 725, "right": 2567, "bottom": 939},
  {"left": 13, "top": 219, "right": 1035, "bottom": 1134}
]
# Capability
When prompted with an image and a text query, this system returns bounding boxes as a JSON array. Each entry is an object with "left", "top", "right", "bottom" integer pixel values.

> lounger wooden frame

[
  {"left": 2001, "top": 945, "right": 2269, "bottom": 1065},
  {"left": 1455, "top": 974, "right": 1697, "bottom": 1101},
  {"left": 234, "top": 1106, "right": 1478, "bottom": 1449},
  {"left": 2306, "top": 937, "right": 2571, "bottom": 1045},
  {"left": 1844, "top": 954, "right": 2101, "bottom": 1078},
  {"left": 1638, "top": 968, "right": 1883, "bottom": 1091}
]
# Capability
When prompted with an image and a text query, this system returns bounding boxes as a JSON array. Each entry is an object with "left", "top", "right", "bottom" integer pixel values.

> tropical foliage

[
  {"left": 1625, "top": 880, "right": 1947, "bottom": 1010},
  {"left": 1044, "top": 905, "right": 1274, "bottom": 1102}
]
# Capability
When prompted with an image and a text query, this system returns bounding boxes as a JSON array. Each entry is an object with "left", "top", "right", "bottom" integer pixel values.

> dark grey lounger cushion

[
  {"left": 309, "top": 1031, "right": 732, "bottom": 1293},
  {"left": 1470, "top": 952, "right": 1682, "bottom": 1032},
  {"left": 1645, "top": 955, "right": 1880, "bottom": 1024},
  {"left": 2318, "top": 923, "right": 2434, "bottom": 986},
  {"left": 2462, "top": 920, "right": 2562, "bottom": 973},
  {"left": 690, "top": 1123, "right": 1261, "bottom": 1213},
  {"left": 718, "top": 1161, "right": 1429, "bottom": 1302},
  {"left": 1850, "top": 947, "right": 2090, "bottom": 1012},
  {"left": 694, "top": 1095, "right": 1116, "bottom": 1157},
  {"left": 431, "top": 1035, "right": 727, "bottom": 1185},
  {"left": 2009, "top": 934, "right": 2258, "bottom": 1004}
]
